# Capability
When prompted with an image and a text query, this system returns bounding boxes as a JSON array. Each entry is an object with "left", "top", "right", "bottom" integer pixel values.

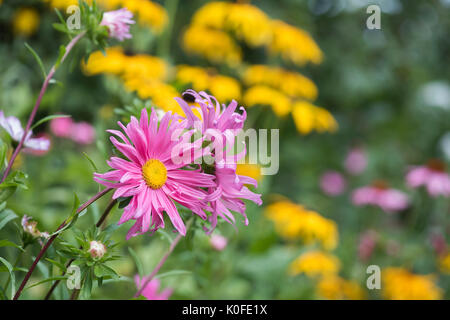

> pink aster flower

[
  {"left": 320, "top": 170, "right": 347, "bottom": 196},
  {"left": 94, "top": 108, "right": 215, "bottom": 239},
  {"left": 345, "top": 147, "right": 367, "bottom": 175},
  {"left": 352, "top": 181, "right": 410, "bottom": 213},
  {"left": 0, "top": 111, "right": 50, "bottom": 152},
  {"left": 135, "top": 276, "right": 172, "bottom": 300},
  {"left": 100, "top": 8, "right": 135, "bottom": 41},
  {"left": 210, "top": 234, "right": 228, "bottom": 251},
  {"left": 406, "top": 159, "right": 450, "bottom": 197},
  {"left": 70, "top": 121, "right": 96, "bottom": 145},
  {"left": 50, "top": 116, "right": 73, "bottom": 138},
  {"left": 175, "top": 90, "right": 262, "bottom": 232}
]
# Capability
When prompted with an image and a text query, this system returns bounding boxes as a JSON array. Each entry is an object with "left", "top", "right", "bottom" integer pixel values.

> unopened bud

[{"left": 88, "top": 240, "right": 107, "bottom": 258}]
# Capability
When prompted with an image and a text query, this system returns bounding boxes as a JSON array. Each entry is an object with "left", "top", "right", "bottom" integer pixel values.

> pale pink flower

[
  {"left": 406, "top": 160, "right": 450, "bottom": 197},
  {"left": 345, "top": 147, "right": 367, "bottom": 175},
  {"left": 352, "top": 181, "right": 410, "bottom": 213},
  {"left": 210, "top": 234, "right": 228, "bottom": 251},
  {"left": 0, "top": 111, "right": 50, "bottom": 152},
  {"left": 70, "top": 121, "right": 96, "bottom": 145},
  {"left": 101, "top": 8, "right": 135, "bottom": 41},
  {"left": 88, "top": 240, "right": 107, "bottom": 259},
  {"left": 135, "top": 276, "right": 172, "bottom": 300},
  {"left": 358, "top": 230, "right": 377, "bottom": 261},
  {"left": 50, "top": 116, "right": 73, "bottom": 138},
  {"left": 176, "top": 90, "right": 262, "bottom": 232},
  {"left": 320, "top": 171, "right": 347, "bottom": 196},
  {"left": 94, "top": 109, "right": 215, "bottom": 239}
]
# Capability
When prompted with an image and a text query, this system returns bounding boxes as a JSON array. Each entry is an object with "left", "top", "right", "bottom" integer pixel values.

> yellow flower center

[{"left": 142, "top": 159, "right": 167, "bottom": 189}]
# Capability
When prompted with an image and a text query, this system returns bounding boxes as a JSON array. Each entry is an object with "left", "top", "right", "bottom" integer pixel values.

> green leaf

[
  {"left": 80, "top": 270, "right": 93, "bottom": 300},
  {"left": 154, "top": 270, "right": 191, "bottom": 279},
  {"left": 24, "top": 276, "right": 68, "bottom": 291},
  {"left": 0, "top": 240, "right": 24, "bottom": 251},
  {"left": 45, "top": 258, "right": 67, "bottom": 272},
  {"left": 24, "top": 43, "right": 47, "bottom": 79},
  {"left": 82, "top": 152, "right": 98, "bottom": 172},
  {"left": 128, "top": 247, "right": 144, "bottom": 277},
  {"left": 55, "top": 45, "right": 66, "bottom": 69},
  {"left": 94, "top": 264, "right": 118, "bottom": 279},
  {"left": 31, "top": 115, "right": 71, "bottom": 131},
  {"left": 0, "top": 257, "right": 15, "bottom": 299},
  {"left": 52, "top": 23, "right": 68, "bottom": 34},
  {"left": 0, "top": 210, "right": 18, "bottom": 231}
]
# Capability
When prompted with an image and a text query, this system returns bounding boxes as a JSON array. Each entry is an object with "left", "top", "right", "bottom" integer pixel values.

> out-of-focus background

[{"left": 0, "top": 0, "right": 449, "bottom": 299}]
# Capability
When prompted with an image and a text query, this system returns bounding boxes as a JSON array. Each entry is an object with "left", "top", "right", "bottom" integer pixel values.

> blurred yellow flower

[
  {"left": 317, "top": 275, "right": 366, "bottom": 300},
  {"left": 292, "top": 101, "right": 338, "bottom": 135},
  {"left": 13, "top": 8, "right": 40, "bottom": 37},
  {"left": 265, "top": 200, "right": 338, "bottom": 250},
  {"left": 243, "top": 85, "right": 291, "bottom": 117},
  {"left": 82, "top": 47, "right": 129, "bottom": 76},
  {"left": 243, "top": 65, "right": 318, "bottom": 101},
  {"left": 236, "top": 163, "right": 262, "bottom": 183},
  {"left": 269, "top": 20, "right": 323, "bottom": 66},
  {"left": 43, "top": 0, "right": 78, "bottom": 9},
  {"left": 122, "top": 0, "right": 168, "bottom": 32},
  {"left": 192, "top": 1, "right": 271, "bottom": 47},
  {"left": 182, "top": 25, "right": 242, "bottom": 66},
  {"left": 176, "top": 66, "right": 241, "bottom": 102},
  {"left": 439, "top": 253, "right": 450, "bottom": 273},
  {"left": 289, "top": 251, "right": 340, "bottom": 278},
  {"left": 382, "top": 267, "right": 442, "bottom": 300}
]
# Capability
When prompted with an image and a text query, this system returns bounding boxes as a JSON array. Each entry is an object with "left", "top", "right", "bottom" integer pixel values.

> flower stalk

[{"left": 1, "top": 31, "right": 86, "bottom": 184}]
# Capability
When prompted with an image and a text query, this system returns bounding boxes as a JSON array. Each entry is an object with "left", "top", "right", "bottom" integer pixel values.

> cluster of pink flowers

[
  {"left": 0, "top": 111, "right": 50, "bottom": 154},
  {"left": 94, "top": 90, "right": 262, "bottom": 239},
  {"left": 50, "top": 117, "right": 96, "bottom": 145}
]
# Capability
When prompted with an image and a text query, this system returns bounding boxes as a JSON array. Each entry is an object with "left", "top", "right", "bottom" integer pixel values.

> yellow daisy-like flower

[
  {"left": 81, "top": 47, "right": 129, "bottom": 76},
  {"left": 183, "top": 25, "right": 242, "bottom": 66},
  {"left": 191, "top": 1, "right": 271, "bottom": 47},
  {"left": 121, "top": 54, "right": 169, "bottom": 81},
  {"left": 292, "top": 101, "right": 338, "bottom": 135},
  {"left": 265, "top": 200, "right": 338, "bottom": 250},
  {"left": 317, "top": 275, "right": 366, "bottom": 300},
  {"left": 382, "top": 268, "right": 442, "bottom": 300},
  {"left": 243, "top": 85, "right": 291, "bottom": 117},
  {"left": 13, "top": 8, "right": 40, "bottom": 37},
  {"left": 269, "top": 20, "right": 323, "bottom": 66},
  {"left": 243, "top": 65, "right": 318, "bottom": 101},
  {"left": 122, "top": 0, "right": 168, "bottom": 33},
  {"left": 289, "top": 251, "right": 340, "bottom": 278},
  {"left": 236, "top": 163, "right": 262, "bottom": 183},
  {"left": 176, "top": 65, "right": 241, "bottom": 103}
]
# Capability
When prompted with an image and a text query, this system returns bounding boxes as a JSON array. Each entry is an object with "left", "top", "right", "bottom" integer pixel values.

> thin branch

[{"left": 13, "top": 187, "right": 111, "bottom": 300}]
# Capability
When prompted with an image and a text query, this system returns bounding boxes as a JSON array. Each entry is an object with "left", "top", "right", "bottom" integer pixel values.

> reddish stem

[
  {"left": 134, "top": 218, "right": 193, "bottom": 297},
  {"left": 13, "top": 187, "right": 111, "bottom": 300},
  {"left": 1, "top": 31, "right": 86, "bottom": 184}
]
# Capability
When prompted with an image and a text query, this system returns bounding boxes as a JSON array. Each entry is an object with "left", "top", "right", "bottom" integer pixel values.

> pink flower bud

[
  {"left": 88, "top": 240, "right": 107, "bottom": 258},
  {"left": 100, "top": 8, "right": 135, "bottom": 41}
]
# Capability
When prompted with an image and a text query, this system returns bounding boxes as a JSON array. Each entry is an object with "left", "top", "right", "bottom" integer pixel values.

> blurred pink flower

[
  {"left": 101, "top": 8, "right": 135, "bottom": 41},
  {"left": 50, "top": 116, "right": 73, "bottom": 138},
  {"left": 0, "top": 111, "right": 50, "bottom": 152},
  {"left": 358, "top": 230, "right": 377, "bottom": 261},
  {"left": 24, "top": 133, "right": 51, "bottom": 156},
  {"left": 210, "top": 234, "right": 228, "bottom": 251},
  {"left": 134, "top": 276, "right": 172, "bottom": 300},
  {"left": 430, "top": 233, "right": 447, "bottom": 256},
  {"left": 352, "top": 181, "right": 410, "bottom": 213},
  {"left": 320, "top": 171, "right": 347, "bottom": 196},
  {"left": 406, "top": 159, "right": 450, "bottom": 197},
  {"left": 70, "top": 121, "right": 96, "bottom": 145},
  {"left": 345, "top": 147, "right": 367, "bottom": 175}
]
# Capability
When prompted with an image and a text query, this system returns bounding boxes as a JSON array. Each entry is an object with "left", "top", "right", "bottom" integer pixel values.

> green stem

[{"left": 157, "top": 0, "right": 179, "bottom": 59}]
